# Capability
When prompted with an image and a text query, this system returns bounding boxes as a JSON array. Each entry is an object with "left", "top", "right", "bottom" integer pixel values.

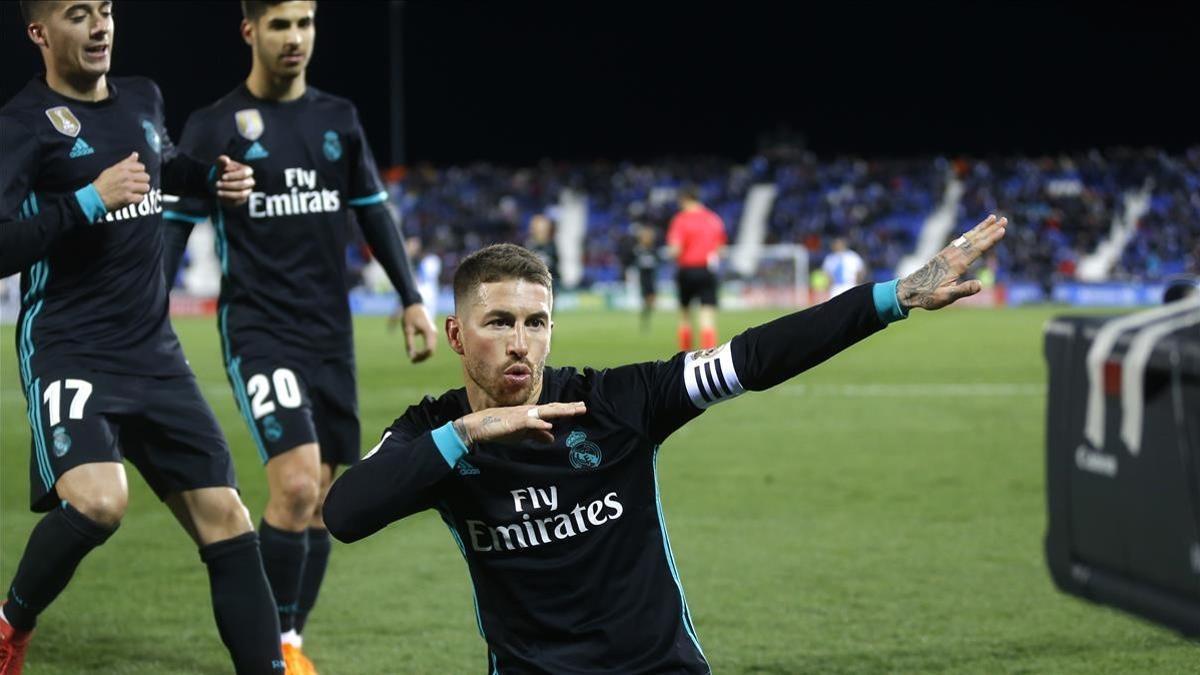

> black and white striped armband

[{"left": 682, "top": 342, "right": 745, "bottom": 409}]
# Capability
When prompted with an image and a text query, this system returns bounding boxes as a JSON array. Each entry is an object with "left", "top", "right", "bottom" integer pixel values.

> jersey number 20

[{"left": 247, "top": 368, "right": 302, "bottom": 419}]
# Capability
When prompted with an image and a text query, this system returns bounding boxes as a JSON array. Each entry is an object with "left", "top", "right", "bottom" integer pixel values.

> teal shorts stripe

[
  {"left": 26, "top": 379, "right": 53, "bottom": 491},
  {"left": 218, "top": 305, "right": 269, "bottom": 463}
]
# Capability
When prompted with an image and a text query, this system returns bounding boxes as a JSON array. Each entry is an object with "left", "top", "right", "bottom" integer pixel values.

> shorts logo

[
  {"left": 235, "top": 109, "right": 264, "bottom": 141},
  {"left": 262, "top": 414, "right": 284, "bottom": 443},
  {"left": 52, "top": 426, "right": 72, "bottom": 457},
  {"left": 141, "top": 120, "right": 161, "bottom": 154},
  {"left": 566, "top": 430, "right": 601, "bottom": 470},
  {"left": 322, "top": 130, "right": 341, "bottom": 161},
  {"left": 45, "top": 106, "right": 81, "bottom": 137}
]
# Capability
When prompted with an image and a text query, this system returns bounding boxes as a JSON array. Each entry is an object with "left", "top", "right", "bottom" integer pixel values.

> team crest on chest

[
  {"left": 235, "top": 108, "right": 265, "bottom": 141},
  {"left": 566, "top": 430, "right": 602, "bottom": 470},
  {"left": 141, "top": 120, "right": 161, "bottom": 154},
  {"left": 322, "top": 130, "right": 342, "bottom": 161},
  {"left": 45, "top": 106, "right": 81, "bottom": 137}
]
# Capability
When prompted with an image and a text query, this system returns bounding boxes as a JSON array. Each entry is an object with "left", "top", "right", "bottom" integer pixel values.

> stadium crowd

[{"left": 328, "top": 148, "right": 1198, "bottom": 293}]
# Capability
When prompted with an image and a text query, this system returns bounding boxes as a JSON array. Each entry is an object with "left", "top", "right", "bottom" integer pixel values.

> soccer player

[
  {"left": 628, "top": 222, "right": 661, "bottom": 331},
  {"left": 0, "top": 2, "right": 284, "bottom": 674},
  {"left": 323, "top": 214, "right": 1008, "bottom": 673},
  {"left": 823, "top": 237, "right": 867, "bottom": 298},
  {"left": 160, "top": 2, "right": 438, "bottom": 671},
  {"left": 667, "top": 184, "right": 726, "bottom": 351}
]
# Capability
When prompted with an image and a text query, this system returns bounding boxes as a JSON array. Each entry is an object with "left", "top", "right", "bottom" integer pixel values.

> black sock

[
  {"left": 200, "top": 532, "right": 285, "bottom": 675},
  {"left": 5, "top": 502, "right": 116, "bottom": 631},
  {"left": 294, "top": 527, "right": 331, "bottom": 635},
  {"left": 258, "top": 519, "right": 308, "bottom": 633}
]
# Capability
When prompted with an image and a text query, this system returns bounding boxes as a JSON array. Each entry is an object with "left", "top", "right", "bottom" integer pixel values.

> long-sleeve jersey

[
  {"left": 325, "top": 282, "right": 908, "bottom": 674},
  {"left": 0, "top": 76, "right": 213, "bottom": 379},
  {"left": 162, "top": 84, "right": 419, "bottom": 359}
]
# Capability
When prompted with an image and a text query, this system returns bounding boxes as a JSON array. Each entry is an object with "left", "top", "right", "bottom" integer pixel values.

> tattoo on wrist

[
  {"left": 898, "top": 255, "right": 950, "bottom": 310},
  {"left": 452, "top": 418, "right": 473, "bottom": 448}
]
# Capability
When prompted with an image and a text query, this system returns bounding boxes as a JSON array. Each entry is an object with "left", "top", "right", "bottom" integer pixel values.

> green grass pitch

[{"left": 1, "top": 306, "right": 1195, "bottom": 673}]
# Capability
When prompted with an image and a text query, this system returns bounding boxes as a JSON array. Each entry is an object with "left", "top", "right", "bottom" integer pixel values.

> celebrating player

[
  {"left": 161, "top": 2, "right": 437, "bottom": 671},
  {"left": 0, "top": 2, "right": 284, "bottom": 674},
  {"left": 323, "top": 214, "right": 1007, "bottom": 673}
]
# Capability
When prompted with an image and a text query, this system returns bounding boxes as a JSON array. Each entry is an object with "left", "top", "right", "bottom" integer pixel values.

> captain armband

[{"left": 682, "top": 342, "right": 745, "bottom": 409}]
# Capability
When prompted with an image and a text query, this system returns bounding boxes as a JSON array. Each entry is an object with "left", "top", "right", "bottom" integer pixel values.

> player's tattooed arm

[
  {"left": 456, "top": 403, "right": 587, "bottom": 447},
  {"left": 896, "top": 214, "right": 1008, "bottom": 311}
]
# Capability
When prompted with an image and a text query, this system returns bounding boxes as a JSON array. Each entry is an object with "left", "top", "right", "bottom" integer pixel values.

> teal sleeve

[
  {"left": 73, "top": 184, "right": 107, "bottom": 224},
  {"left": 430, "top": 422, "right": 469, "bottom": 468},
  {"left": 872, "top": 279, "right": 909, "bottom": 324}
]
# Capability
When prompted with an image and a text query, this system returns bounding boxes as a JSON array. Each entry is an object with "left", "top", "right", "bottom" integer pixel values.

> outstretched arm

[
  {"left": 733, "top": 215, "right": 1008, "bottom": 392},
  {"left": 598, "top": 215, "right": 1009, "bottom": 442}
]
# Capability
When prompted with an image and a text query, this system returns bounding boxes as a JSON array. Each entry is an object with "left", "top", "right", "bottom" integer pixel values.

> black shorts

[
  {"left": 223, "top": 348, "right": 360, "bottom": 467},
  {"left": 21, "top": 368, "right": 236, "bottom": 512},
  {"left": 638, "top": 269, "right": 658, "bottom": 298},
  {"left": 676, "top": 267, "right": 718, "bottom": 307}
]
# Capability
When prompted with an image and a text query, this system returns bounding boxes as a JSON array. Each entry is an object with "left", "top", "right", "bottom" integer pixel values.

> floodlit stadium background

[{"left": 1, "top": 2, "right": 1197, "bottom": 673}]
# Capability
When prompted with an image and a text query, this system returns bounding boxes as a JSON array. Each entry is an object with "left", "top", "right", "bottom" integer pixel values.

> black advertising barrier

[{"left": 1044, "top": 297, "right": 1200, "bottom": 635}]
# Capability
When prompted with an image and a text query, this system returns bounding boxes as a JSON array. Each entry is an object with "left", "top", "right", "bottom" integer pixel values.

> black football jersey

[
  {"left": 0, "top": 76, "right": 204, "bottom": 381},
  {"left": 165, "top": 84, "right": 388, "bottom": 357}
]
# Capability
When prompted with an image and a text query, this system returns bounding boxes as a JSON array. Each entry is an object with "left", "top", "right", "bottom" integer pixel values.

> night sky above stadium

[{"left": 1, "top": 1, "right": 1195, "bottom": 166}]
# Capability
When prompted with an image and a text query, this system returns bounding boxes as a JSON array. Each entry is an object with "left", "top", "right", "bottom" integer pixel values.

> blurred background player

[
  {"left": 161, "top": 2, "right": 437, "bottom": 672},
  {"left": 823, "top": 237, "right": 867, "bottom": 298},
  {"left": 626, "top": 222, "right": 661, "bottom": 332},
  {"left": 667, "top": 184, "right": 727, "bottom": 350},
  {"left": 407, "top": 236, "right": 443, "bottom": 317},
  {"left": 0, "top": 2, "right": 284, "bottom": 673},
  {"left": 526, "top": 213, "right": 559, "bottom": 289}
]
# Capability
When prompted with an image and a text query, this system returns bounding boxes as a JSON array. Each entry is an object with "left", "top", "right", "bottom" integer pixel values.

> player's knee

[
  {"left": 202, "top": 493, "right": 254, "bottom": 541},
  {"left": 276, "top": 473, "right": 320, "bottom": 514},
  {"left": 69, "top": 489, "right": 128, "bottom": 527}
]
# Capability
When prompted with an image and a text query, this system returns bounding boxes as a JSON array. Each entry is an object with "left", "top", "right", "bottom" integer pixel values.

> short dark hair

[
  {"left": 241, "top": 0, "right": 316, "bottom": 21},
  {"left": 453, "top": 244, "right": 553, "bottom": 310},
  {"left": 678, "top": 183, "right": 701, "bottom": 202},
  {"left": 19, "top": 0, "right": 48, "bottom": 24}
]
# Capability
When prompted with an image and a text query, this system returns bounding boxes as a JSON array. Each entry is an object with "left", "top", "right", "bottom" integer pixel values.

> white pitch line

[{"left": 778, "top": 383, "right": 1045, "bottom": 397}]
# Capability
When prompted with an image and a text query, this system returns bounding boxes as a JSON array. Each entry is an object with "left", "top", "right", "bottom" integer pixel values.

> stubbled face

[
  {"left": 244, "top": 1, "right": 315, "bottom": 79},
  {"left": 29, "top": 1, "right": 114, "bottom": 81},
  {"left": 449, "top": 279, "right": 553, "bottom": 407}
]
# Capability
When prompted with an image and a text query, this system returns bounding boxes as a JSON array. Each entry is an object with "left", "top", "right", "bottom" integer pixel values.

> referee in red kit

[{"left": 666, "top": 184, "right": 727, "bottom": 351}]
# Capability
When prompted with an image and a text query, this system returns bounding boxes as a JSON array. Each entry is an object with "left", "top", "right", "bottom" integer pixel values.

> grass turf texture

[{"left": 1, "top": 306, "right": 1195, "bottom": 673}]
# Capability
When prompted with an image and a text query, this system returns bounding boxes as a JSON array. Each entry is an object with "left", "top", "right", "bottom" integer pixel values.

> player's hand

[
  {"left": 215, "top": 155, "right": 254, "bottom": 207},
  {"left": 91, "top": 152, "right": 150, "bottom": 211},
  {"left": 388, "top": 303, "right": 438, "bottom": 363},
  {"left": 897, "top": 214, "right": 1008, "bottom": 311},
  {"left": 455, "top": 402, "right": 588, "bottom": 446}
]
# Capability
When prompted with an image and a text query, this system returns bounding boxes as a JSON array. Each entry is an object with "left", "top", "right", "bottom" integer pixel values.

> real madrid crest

[
  {"left": 235, "top": 108, "right": 265, "bottom": 141},
  {"left": 322, "top": 130, "right": 342, "bottom": 161},
  {"left": 45, "top": 106, "right": 82, "bottom": 137},
  {"left": 141, "top": 120, "right": 161, "bottom": 154}
]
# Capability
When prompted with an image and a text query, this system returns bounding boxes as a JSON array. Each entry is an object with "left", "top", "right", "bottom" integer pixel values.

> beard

[{"left": 465, "top": 356, "right": 543, "bottom": 407}]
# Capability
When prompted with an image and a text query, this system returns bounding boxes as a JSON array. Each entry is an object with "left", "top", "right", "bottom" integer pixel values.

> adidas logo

[
  {"left": 455, "top": 459, "right": 480, "bottom": 476},
  {"left": 69, "top": 138, "right": 94, "bottom": 158},
  {"left": 244, "top": 141, "right": 269, "bottom": 160}
]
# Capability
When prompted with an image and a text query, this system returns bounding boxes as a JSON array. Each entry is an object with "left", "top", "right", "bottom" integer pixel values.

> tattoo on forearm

[{"left": 899, "top": 255, "right": 950, "bottom": 309}]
